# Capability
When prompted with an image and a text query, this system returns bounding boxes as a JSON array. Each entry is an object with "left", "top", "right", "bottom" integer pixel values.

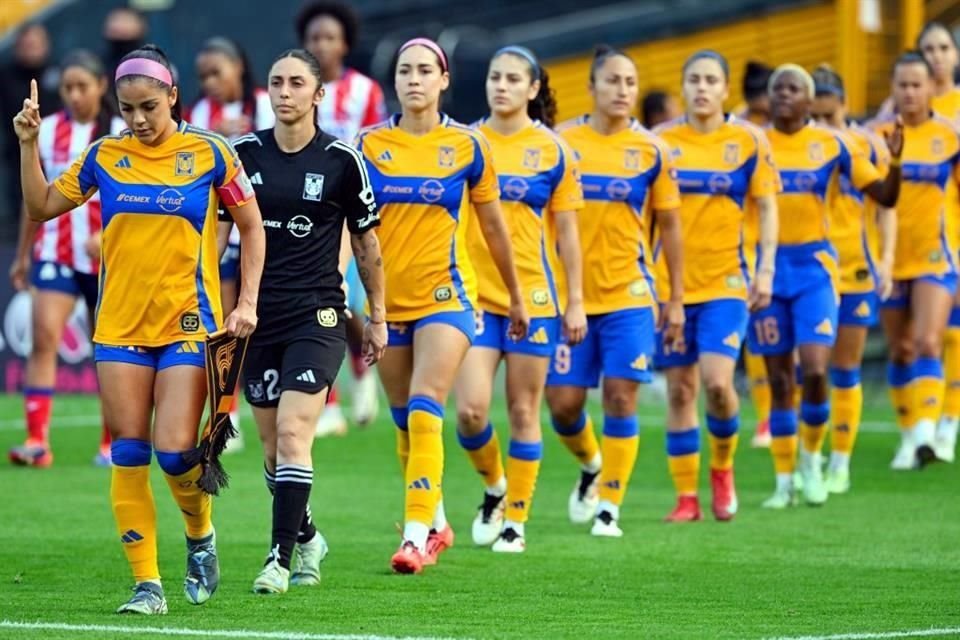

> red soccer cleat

[
  {"left": 710, "top": 468, "right": 738, "bottom": 522},
  {"left": 8, "top": 439, "right": 53, "bottom": 468},
  {"left": 391, "top": 541, "right": 424, "bottom": 575},
  {"left": 423, "top": 525, "right": 455, "bottom": 566},
  {"left": 664, "top": 495, "right": 702, "bottom": 523},
  {"left": 751, "top": 419, "right": 771, "bottom": 448}
]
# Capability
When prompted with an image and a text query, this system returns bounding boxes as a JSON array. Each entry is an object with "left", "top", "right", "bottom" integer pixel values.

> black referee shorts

[{"left": 243, "top": 319, "right": 346, "bottom": 408}]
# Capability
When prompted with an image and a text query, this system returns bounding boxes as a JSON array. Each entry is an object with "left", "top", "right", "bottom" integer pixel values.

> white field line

[
  {"left": 765, "top": 627, "right": 960, "bottom": 640},
  {"left": 0, "top": 620, "right": 464, "bottom": 640}
]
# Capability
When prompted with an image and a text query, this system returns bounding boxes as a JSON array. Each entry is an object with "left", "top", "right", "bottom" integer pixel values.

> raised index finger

[{"left": 30, "top": 79, "right": 38, "bottom": 107}]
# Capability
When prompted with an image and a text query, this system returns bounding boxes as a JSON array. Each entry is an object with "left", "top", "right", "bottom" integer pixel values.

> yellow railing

[
  {"left": 0, "top": 0, "right": 57, "bottom": 36},
  {"left": 545, "top": 0, "right": 940, "bottom": 122}
]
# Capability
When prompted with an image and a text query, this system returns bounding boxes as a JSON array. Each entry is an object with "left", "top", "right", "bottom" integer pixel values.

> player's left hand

[
  {"left": 563, "top": 299, "right": 587, "bottom": 346},
  {"left": 507, "top": 298, "right": 530, "bottom": 342},
  {"left": 84, "top": 232, "right": 102, "bottom": 261},
  {"left": 749, "top": 269, "right": 774, "bottom": 312},
  {"left": 224, "top": 300, "right": 257, "bottom": 338},
  {"left": 884, "top": 116, "right": 904, "bottom": 159},
  {"left": 876, "top": 260, "right": 894, "bottom": 301},
  {"left": 658, "top": 299, "right": 685, "bottom": 349},
  {"left": 362, "top": 319, "right": 387, "bottom": 365}
]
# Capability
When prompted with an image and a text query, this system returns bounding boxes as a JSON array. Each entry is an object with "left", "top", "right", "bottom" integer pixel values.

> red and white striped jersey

[
  {"left": 34, "top": 111, "right": 125, "bottom": 274},
  {"left": 186, "top": 89, "right": 275, "bottom": 138},
  {"left": 317, "top": 68, "right": 386, "bottom": 143},
  {"left": 187, "top": 90, "right": 275, "bottom": 247}
]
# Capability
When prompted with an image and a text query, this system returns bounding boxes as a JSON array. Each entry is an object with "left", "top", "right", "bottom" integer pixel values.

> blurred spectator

[
  {"left": 102, "top": 7, "right": 148, "bottom": 76},
  {"left": 296, "top": 1, "right": 386, "bottom": 143},
  {"left": 737, "top": 61, "right": 772, "bottom": 126},
  {"left": 640, "top": 90, "right": 680, "bottom": 128},
  {"left": 0, "top": 22, "right": 61, "bottom": 224}
]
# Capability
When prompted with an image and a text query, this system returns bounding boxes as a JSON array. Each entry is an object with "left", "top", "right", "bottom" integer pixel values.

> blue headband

[{"left": 494, "top": 45, "right": 540, "bottom": 77}]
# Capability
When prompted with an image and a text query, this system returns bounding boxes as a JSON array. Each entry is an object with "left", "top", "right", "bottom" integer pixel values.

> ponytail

[{"left": 528, "top": 67, "right": 558, "bottom": 128}]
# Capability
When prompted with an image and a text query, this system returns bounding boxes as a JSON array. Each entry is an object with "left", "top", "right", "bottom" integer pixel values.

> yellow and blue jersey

[
  {"left": 769, "top": 122, "right": 881, "bottom": 249},
  {"left": 869, "top": 114, "right": 960, "bottom": 281},
  {"left": 830, "top": 123, "right": 890, "bottom": 294},
  {"left": 933, "top": 88, "right": 960, "bottom": 129},
  {"left": 653, "top": 115, "right": 780, "bottom": 304},
  {"left": 467, "top": 119, "right": 583, "bottom": 318},
  {"left": 356, "top": 114, "right": 499, "bottom": 322},
  {"left": 558, "top": 116, "right": 681, "bottom": 315},
  {"left": 53, "top": 120, "right": 249, "bottom": 347}
]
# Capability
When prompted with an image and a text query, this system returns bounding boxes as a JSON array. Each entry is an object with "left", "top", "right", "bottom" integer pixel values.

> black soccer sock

[
  {"left": 265, "top": 464, "right": 317, "bottom": 544},
  {"left": 270, "top": 464, "right": 313, "bottom": 569}
]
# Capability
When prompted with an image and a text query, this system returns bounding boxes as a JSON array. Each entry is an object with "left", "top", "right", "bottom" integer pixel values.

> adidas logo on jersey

[
  {"left": 114, "top": 155, "right": 132, "bottom": 168},
  {"left": 250, "top": 171, "right": 263, "bottom": 185},
  {"left": 529, "top": 327, "right": 550, "bottom": 345},
  {"left": 854, "top": 301, "right": 871, "bottom": 318},
  {"left": 296, "top": 370, "right": 317, "bottom": 384},
  {"left": 814, "top": 319, "right": 834, "bottom": 336},
  {"left": 408, "top": 476, "right": 432, "bottom": 490},
  {"left": 378, "top": 150, "right": 393, "bottom": 162},
  {"left": 630, "top": 354, "right": 648, "bottom": 370},
  {"left": 723, "top": 332, "right": 741, "bottom": 349}
]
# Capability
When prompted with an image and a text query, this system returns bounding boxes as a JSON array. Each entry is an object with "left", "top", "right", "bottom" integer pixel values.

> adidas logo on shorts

[
  {"left": 854, "top": 301, "right": 871, "bottom": 318},
  {"left": 529, "top": 327, "right": 549, "bottom": 344},
  {"left": 722, "top": 332, "right": 740, "bottom": 349},
  {"left": 296, "top": 370, "right": 317, "bottom": 384},
  {"left": 814, "top": 319, "right": 834, "bottom": 336}
]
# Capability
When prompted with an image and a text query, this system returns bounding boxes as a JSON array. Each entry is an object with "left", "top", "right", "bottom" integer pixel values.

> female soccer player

[
  {"left": 752, "top": 65, "right": 900, "bottom": 509},
  {"left": 228, "top": 49, "right": 385, "bottom": 594},
  {"left": 737, "top": 60, "right": 775, "bottom": 449},
  {"left": 8, "top": 49, "right": 122, "bottom": 468},
  {"left": 356, "top": 37, "right": 528, "bottom": 574},
  {"left": 545, "top": 46, "right": 684, "bottom": 538},
  {"left": 870, "top": 52, "right": 960, "bottom": 470},
  {"left": 13, "top": 44, "right": 265, "bottom": 613},
  {"left": 296, "top": 0, "right": 388, "bottom": 433},
  {"left": 454, "top": 45, "right": 585, "bottom": 553},
  {"left": 810, "top": 65, "right": 896, "bottom": 492},
  {"left": 189, "top": 37, "right": 273, "bottom": 443},
  {"left": 654, "top": 50, "right": 779, "bottom": 523},
  {"left": 915, "top": 23, "right": 960, "bottom": 461}
]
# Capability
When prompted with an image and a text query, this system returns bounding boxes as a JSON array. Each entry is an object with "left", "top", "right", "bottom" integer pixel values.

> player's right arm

[{"left": 14, "top": 80, "right": 79, "bottom": 222}]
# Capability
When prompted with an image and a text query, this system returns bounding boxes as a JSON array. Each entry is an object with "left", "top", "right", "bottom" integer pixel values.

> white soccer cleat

[
  {"left": 934, "top": 418, "right": 958, "bottom": 464},
  {"left": 825, "top": 466, "right": 850, "bottom": 495},
  {"left": 590, "top": 510, "right": 623, "bottom": 538},
  {"left": 291, "top": 532, "right": 328, "bottom": 586},
  {"left": 314, "top": 404, "right": 347, "bottom": 438},
  {"left": 891, "top": 433, "right": 919, "bottom": 470},
  {"left": 253, "top": 557, "right": 290, "bottom": 595},
  {"left": 491, "top": 527, "right": 526, "bottom": 553},
  {"left": 761, "top": 487, "right": 796, "bottom": 510},
  {"left": 568, "top": 469, "right": 600, "bottom": 524},
  {"left": 471, "top": 492, "right": 505, "bottom": 546},
  {"left": 799, "top": 452, "right": 828, "bottom": 506},
  {"left": 351, "top": 370, "right": 380, "bottom": 427}
]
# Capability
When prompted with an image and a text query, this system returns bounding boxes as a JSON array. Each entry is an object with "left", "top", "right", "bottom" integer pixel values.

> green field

[{"left": 1, "top": 389, "right": 958, "bottom": 640}]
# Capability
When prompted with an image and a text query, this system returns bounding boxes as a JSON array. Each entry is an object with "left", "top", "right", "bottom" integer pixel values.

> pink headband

[
  {"left": 398, "top": 37, "right": 448, "bottom": 72},
  {"left": 115, "top": 58, "right": 173, "bottom": 86}
]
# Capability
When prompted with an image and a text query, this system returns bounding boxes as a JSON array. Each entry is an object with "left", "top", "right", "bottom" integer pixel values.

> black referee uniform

[{"left": 227, "top": 127, "right": 379, "bottom": 407}]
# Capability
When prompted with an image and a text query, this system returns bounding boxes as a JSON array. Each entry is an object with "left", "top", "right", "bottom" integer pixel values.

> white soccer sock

[
  {"left": 597, "top": 500, "right": 619, "bottom": 520},
  {"left": 503, "top": 519, "right": 525, "bottom": 537},
  {"left": 403, "top": 522, "right": 430, "bottom": 552},
  {"left": 432, "top": 498, "right": 448, "bottom": 531},
  {"left": 582, "top": 452, "right": 602, "bottom": 474},
  {"left": 486, "top": 476, "right": 507, "bottom": 497}
]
